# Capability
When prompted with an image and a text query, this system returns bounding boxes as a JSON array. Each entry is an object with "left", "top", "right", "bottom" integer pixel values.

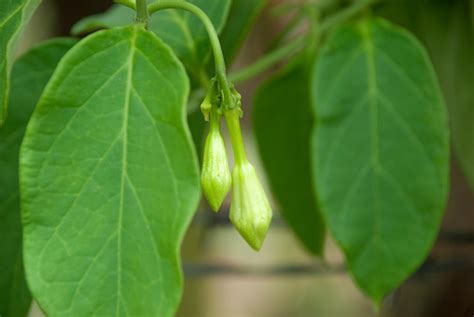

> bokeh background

[{"left": 17, "top": 0, "right": 474, "bottom": 316}]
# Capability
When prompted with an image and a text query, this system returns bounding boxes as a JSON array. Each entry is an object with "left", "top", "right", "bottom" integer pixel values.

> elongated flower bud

[
  {"left": 230, "top": 160, "right": 272, "bottom": 251},
  {"left": 201, "top": 111, "right": 231, "bottom": 211}
]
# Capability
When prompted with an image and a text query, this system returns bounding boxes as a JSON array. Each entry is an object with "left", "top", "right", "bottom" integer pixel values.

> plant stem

[
  {"left": 148, "top": 1, "right": 233, "bottom": 108},
  {"left": 224, "top": 111, "right": 248, "bottom": 165},
  {"left": 228, "top": 36, "right": 306, "bottom": 83},
  {"left": 135, "top": 0, "right": 148, "bottom": 25}
]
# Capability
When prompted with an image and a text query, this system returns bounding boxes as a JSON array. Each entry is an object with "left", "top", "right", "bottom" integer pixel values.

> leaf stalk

[{"left": 135, "top": 0, "right": 148, "bottom": 26}]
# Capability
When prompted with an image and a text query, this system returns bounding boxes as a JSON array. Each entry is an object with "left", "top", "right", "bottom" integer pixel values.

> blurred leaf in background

[
  {"left": 0, "top": 0, "right": 42, "bottom": 124},
  {"left": 0, "top": 38, "right": 76, "bottom": 317},
  {"left": 254, "top": 55, "right": 325, "bottom": 256}
]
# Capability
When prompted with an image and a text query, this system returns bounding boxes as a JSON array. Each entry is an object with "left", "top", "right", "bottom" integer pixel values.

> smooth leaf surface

[
  {"left": 72, "top": 0, "right": 231, "bottom": 81},
  {"left": 20, "top": 26, "right": 200, "bottom": 316},
  {"left": 0, "top": 38, "right": 75, "bottom": 317},
  {"left": 312, "top": 18, "right": 449, "bottom": 302},
  {"left": 380, "top": 0, "right": 474, "bottom": 190},
  {"left": 220, "top": 0, "right": 267, "bottom": 64},
  {"left": 254, "top": 57, "right": 325, "bottom": 255},
  {"left": 0, "top": 0, "right": 42, "bottom": 124}
]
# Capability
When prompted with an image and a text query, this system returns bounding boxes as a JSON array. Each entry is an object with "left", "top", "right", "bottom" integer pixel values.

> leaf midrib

[
  {"left": 360, "top": 22, "right": 382, "bottom": 257},
  {"left": 116, "top": 27, "right": 137, "bottom": 317}
]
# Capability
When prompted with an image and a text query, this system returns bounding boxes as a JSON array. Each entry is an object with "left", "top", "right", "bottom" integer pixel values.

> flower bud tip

[{"left": 229, "top": 161, "right": 272, "bottom": 251}]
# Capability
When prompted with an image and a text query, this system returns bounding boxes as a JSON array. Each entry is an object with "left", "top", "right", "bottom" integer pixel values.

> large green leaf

[
  {"left": 0, "top": 0, "right": 42, "bottom": 124},
  {"left": 0, "top": 38, "right": 75, "bottom": 317},
  {"left": 254, "top": 57, "right": 325, "bottom": 255},
  {"left": 72, "top": 0, "right": 231, "bottom": 82},
  {"left": 20, "top": 26, "right": 200, "bottom": 316},
  {"left": 312, "top": 18, "right": 449, "bottom": 303},
  {"left": 220, "top": 0, "right": 267, "bottom": 64},
  {"left": 380, "top": 0, "right": 474, "bottom": 190}
]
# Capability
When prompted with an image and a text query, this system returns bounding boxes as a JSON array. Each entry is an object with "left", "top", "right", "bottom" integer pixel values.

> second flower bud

[{"left": 201, "top": 109, "right": 231, "bottom": 212}]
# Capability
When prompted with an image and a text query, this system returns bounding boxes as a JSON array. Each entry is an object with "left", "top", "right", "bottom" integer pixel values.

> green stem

[
  {"left": 148, "top": 1, "right": 232, "bottom": 107},
  {"left": 228, "top": 36, "right": 306, "bottom": 83},
  {"left": 209, "top": 107, "right": 220, "bottom": 131},
  {"left": 224, "top": 111, "right": 247, "bottom": 165},
  {"left": 135, "top": 0, "right": 148, "bottom": 25}
]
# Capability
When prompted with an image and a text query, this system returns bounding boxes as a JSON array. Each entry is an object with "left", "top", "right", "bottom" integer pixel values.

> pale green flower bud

[
  {"left": 201, "top": 112, "right": 231, "bottom": 212},
  {"left": 230, "top": 160, "right": 272, "bottom": 251},
  {"left": 200, "top": 93, "right": 212, "bottom": 122}
]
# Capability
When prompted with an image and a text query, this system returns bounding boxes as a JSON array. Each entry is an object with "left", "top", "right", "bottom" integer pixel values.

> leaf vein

[{"left": 0, "top": 4, "right": 23, "bottom": 30}]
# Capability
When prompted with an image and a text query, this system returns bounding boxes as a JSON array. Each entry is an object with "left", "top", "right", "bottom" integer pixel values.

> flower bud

[
  {"left": 200, "top": 93, "right": 212, "bottom": 121},
  {"left": 230, "top": 160, "right": 272, "bottom": 251},
  {"left": 201, "top": 112, "right": 231, "bottom": 211},
  {"left": 200, "top": 78, "right": 219, "bottom": 121}
]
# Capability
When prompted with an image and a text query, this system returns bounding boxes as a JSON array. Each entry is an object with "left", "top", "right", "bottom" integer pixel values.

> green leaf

[
  {"left": 253, "top": 57, "right": 325, "bottom": 255},
  {"left": 71, "top": 0, "right": 231, "bottom": 82},
  {"left": 380, "top": 0, "right": 474, "bottom": 190},
  {"left": 312, "top": 18, "right": 449, "bottom": 303},
  {"left": 0, "top": 0, "right": 42, "bottom": 124},
  {"left": 220, "top": 0, "right": 267, "bottom": 64},
  {"left": 0, "top": 38, "right": 76, "bottom": 317},
  {"left": 20, "top": 26, "right": 200, "bottom": 316}
]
